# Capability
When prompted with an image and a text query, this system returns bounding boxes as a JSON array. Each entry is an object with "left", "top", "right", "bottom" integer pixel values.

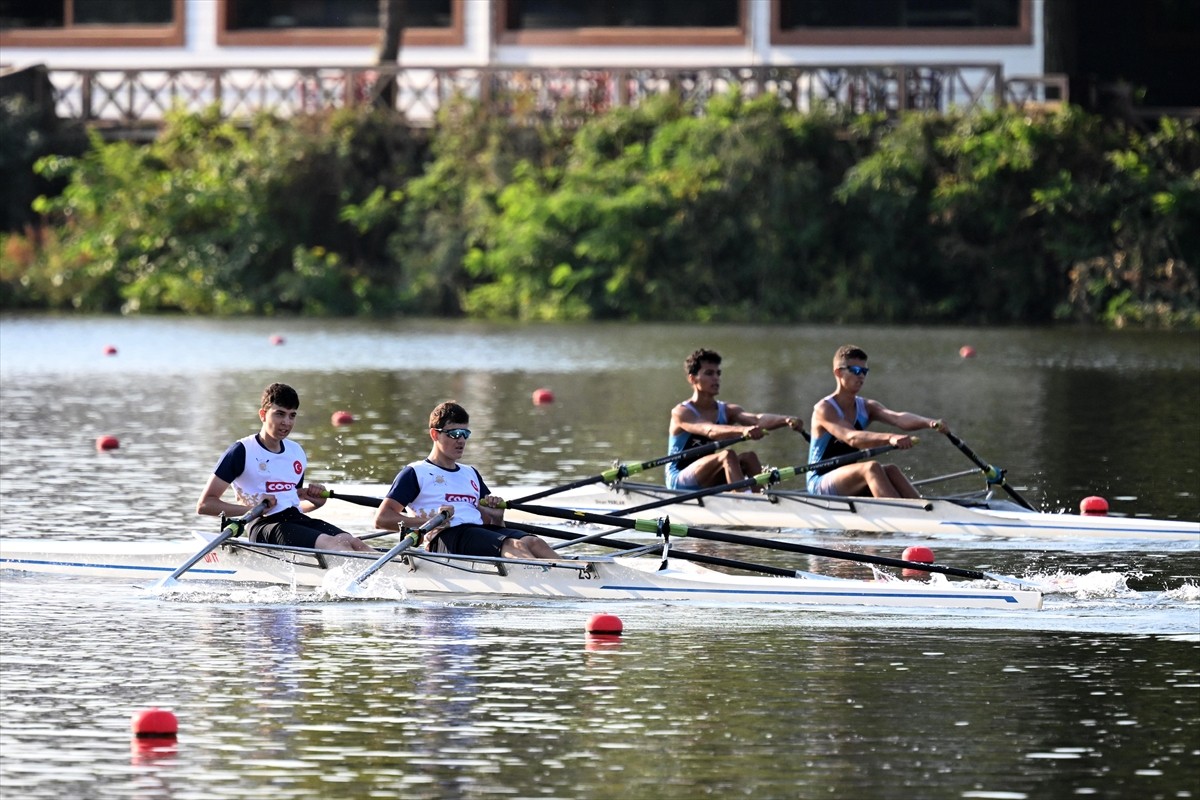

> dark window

[
  {"left": 227, "top": 0, "right": 452, "bottom": 30},
  {"left": 75, "top": 0, "right": 173, "bottom": 25},
  {"left": 0, "top": 0, "right": 65, "bottom": 28},
  {"left": 505, "top": 0, "right": 738, "bottom": 30},
  {"left": 779, "top": 0, "right": 1019, "bottom": 29},
  {"left": 1, "top": 0, "right": 174, "bottom": 28}
]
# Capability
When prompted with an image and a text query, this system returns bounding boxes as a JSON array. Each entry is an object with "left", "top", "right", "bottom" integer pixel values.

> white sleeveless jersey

[
  {"left": 391, "top": 459, "right": 488, "bottom": 527},
  {"left": 231, "top": 434, "right": 306, "bottom": 512}
]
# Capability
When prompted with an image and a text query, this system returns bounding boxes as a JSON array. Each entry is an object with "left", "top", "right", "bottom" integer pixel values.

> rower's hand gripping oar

[
  {"left": 344, "top": 511, "right": 449, "bottom": 592},
  {"left": 503, "top": 500, "right": 1034, "bottom": 587},
  {"left": 511, "top": 433, "right": 753, "bottom": 504},
  {"left": 611, "top": 442, "right": 905, "bottom": 518},
  {"left": 153, "top": 499, "right": 271, "bottom": 590},
  {"left": 943, "top": 430, "right": 1036, "bottom": 511}
]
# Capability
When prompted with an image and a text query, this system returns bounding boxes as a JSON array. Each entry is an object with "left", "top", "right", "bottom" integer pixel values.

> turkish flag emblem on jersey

[{"left": 293, "top": 460, "right": 303, "bottom": 474}]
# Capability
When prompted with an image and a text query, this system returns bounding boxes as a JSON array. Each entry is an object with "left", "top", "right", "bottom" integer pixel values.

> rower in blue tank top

[
  {"left": 806, "top": 345, "right": 950, "bottom": 498},
  {"left": 666, "top": 348, "right": 806, "bottom": 490}
]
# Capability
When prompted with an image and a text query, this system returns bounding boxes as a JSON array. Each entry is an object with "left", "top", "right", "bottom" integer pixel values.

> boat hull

[
  {"left": 0, "top": 536, "right": 1042, "bottom": 611},
  {"left": 493, "top": 482, "right": 1200, "bottom": 543}
]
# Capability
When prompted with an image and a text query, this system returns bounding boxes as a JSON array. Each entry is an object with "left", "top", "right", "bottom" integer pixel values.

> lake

[{"left": 0, "top": 315, "right": 1197, "bottom": 800}]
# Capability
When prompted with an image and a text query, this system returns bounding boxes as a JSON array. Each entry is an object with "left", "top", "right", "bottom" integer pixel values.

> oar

[
  {"left": 344, "top": 511, "right": 448, "bottom": 591},
  {"left": 154, "top": 499, "right": 271, "bottom": 589},
  {"left": 511, "top": 433, "right": 752, "bottom": 504},
  {"left": 504, "top": 521, "right": 811, "bottom": 579},
  {"left": 322, "top": 489, "right": 384, "bottom": 508},
  {"left": 610, "top": 443, "right": 903, "bottom": 517},
  {"left": 942, "top": 431, "right": 1036, "bottom": 511},
  {"left": 504, "top": 501, "right": 1021, "bottom": 584}
]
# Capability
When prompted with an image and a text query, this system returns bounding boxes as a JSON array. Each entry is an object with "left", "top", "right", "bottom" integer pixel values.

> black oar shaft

[
  {"left": 504, "top": 521, "right": 800, "bottom": 578},
  {"left": 944, "top": 431, "right": 1036, "bottom": 511},
  {"left": 323, "top": 490, "right": 383, "bottom": 508},
  {"left": 507, "top": 502, "right": 987, "bottom": 581}
]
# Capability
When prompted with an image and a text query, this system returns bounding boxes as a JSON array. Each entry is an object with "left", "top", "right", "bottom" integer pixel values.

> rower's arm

[{"left": 196, "top": 474, "right": 270, "bottom": 517}]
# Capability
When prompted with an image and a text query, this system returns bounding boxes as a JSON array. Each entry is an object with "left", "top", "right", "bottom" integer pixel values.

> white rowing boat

[
  {"left": 0, "top": 534, "right": 1043, "bottom": 611},
  {"left": 492, "top": 481, "right": 1199, "bottom": 543}
]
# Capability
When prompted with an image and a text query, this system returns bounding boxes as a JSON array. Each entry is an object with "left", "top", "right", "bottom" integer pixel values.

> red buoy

[
  {"left": 102, "top": 344, "right": 118, "bottom": 356},
  {"left": 585, "top": 613, "right": 623, "bottom": 635},
  {"left": 1080, "top": 496, "right": 1109, "bottom": 516},
  {"left": 532, "top": 388, "right": 555, "bottom": 405},
  {"left": 959, "top": 345, "right": 977, "bottom": 358},
  {"left": 269, "top": 334, "right": 285, "bottom": 346},
  {"left": 132, "top": 708, "right": 178, "bottom": 738},
  {"left": 331, "top": 410, "right": 355, "bottom": 427},
  {"left": 901, "top": 545, "right": 935, "bottom": 578},
  {"left": 95, "top": 435, "right": 120, "bottom": 451}
]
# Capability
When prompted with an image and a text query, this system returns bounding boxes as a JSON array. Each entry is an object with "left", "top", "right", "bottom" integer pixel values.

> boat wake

[{"left": 1022, "top": 569, "right": 1139, "bottom": 599}]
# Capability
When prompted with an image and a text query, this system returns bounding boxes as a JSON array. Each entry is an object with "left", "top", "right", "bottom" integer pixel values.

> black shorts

[
  {"left": 430, "top": 524, "right": 531, "bottom": 558},
  {"left": 250, "top": 507, "right": 347, "bottom": 549}
]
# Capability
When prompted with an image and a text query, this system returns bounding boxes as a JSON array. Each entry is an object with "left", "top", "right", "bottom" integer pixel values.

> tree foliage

[{"left": 2, "top": 98, "right": 1197, "bottom": 328}]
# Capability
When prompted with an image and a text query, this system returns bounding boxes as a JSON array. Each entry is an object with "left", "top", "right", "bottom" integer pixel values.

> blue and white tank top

[
  {"left": 666, "top": 401, "right": 727, "bottom": 489},
  {"left": 806, "top": 396, "right": 868, "bottom": 491}
]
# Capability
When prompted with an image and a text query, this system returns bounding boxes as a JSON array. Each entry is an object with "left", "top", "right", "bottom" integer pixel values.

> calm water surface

[{"left": 1, "top": 316, "right": 1198, "bottom": 799}]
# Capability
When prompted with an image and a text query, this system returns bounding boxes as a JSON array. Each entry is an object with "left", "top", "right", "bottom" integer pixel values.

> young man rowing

[
  {"left": 667, "top": 348, "right": 806, "bottom": 490},
  {"left": 197, "top": 383, "right": 373, "bottom": 552},
  {"left": 374, "top": 401, "right": 558, "bottom": 560},
  {"left": 807, "top": 345, "right": 949, "bottom": 498}
]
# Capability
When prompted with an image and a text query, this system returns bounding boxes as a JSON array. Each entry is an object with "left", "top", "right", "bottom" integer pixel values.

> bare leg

[
  {"left": 882, "top": 464, "right": 921, "bottom": 498},
  {"left": 315, "top": 532, "right": 375, "bottom": 553},
  {"left": 824, "top": 462, "right": 903, "bottom": 498},
  {"left": 501, "top": 535, "right": 558, "bottom": 560}
]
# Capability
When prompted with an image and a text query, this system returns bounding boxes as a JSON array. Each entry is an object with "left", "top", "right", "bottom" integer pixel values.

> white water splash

[
  {"left": 1025, "top": 569, "right": 1137, "bottom": 599},
  {"left": 1163, "top": 581, "right": 1200, "bottom": 602},
  {"left": 320, "top": 562, "right": 409, "bottom": 601}
]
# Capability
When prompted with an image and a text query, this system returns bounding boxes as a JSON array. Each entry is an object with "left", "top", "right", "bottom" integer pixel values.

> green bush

[{"left": 3, "top": 97, "right": 1196, "bottom": 327}]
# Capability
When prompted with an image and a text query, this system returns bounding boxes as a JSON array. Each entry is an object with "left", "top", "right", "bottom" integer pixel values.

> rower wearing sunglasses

[
  {"left": 807, "top": 345, "right": 948, "bottom": 499},
  {"left": 373, "top": 401, "right": 558, "bottom": 560}
]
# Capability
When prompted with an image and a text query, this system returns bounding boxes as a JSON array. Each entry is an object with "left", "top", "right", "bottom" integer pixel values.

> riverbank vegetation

[{"left": 2, "top": 94, "right": 1197, "bottom": 327}]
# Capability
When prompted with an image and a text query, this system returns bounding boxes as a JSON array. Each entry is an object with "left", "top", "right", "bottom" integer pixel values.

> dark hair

[
  {"left": 261, "top": 383, "right": 300, "bottom": 410},
  {"left": 685, "top": 348, "right": 721, "bottom": 376},
  {"left": 429, "top": 401, "right": 469, "bottom": 430},
  {"left": 834, "top": 345, "right": 868, "bottom": 364}
]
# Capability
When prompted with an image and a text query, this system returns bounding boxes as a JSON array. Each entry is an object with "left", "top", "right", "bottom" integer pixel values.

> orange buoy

[
  {"left": 585, "top": 613, "right": 623, "bottom": 635},
  {"left": 269, "top": 334, "right": 285, "bottom": 346},
  {"left": 901, "top": 545, "right": 935, "bottom": 578},
  {"left": 532, "top": 388, "right": 555, "bottom": 405},
  {"left": 1079, "top": 496, "right": 1109, "bottom": 516},
  {"left": 95, "top": 435, "right": 120, "bottom": 451},
  {"left": 331, "top": 410, "right": 355, "bottom": 427},
  {"left": 959, "top": 345, "right": 977, "bottom": 358},
  {"left": 131, "top": 708, "right": 178, "bottom": 738},
  {"left": 102, "top": 344, "right": 118, "bottom": 356}
]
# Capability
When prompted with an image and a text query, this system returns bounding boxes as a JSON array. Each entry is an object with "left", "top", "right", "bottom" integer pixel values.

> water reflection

[{"left": 2, "top": 316, "right": 1199, "bottom": 799}]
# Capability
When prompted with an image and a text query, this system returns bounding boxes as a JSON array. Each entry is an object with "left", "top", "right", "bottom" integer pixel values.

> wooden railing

[{"left": 40, "top": 65, "right": 1069, "bottom": 132}]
